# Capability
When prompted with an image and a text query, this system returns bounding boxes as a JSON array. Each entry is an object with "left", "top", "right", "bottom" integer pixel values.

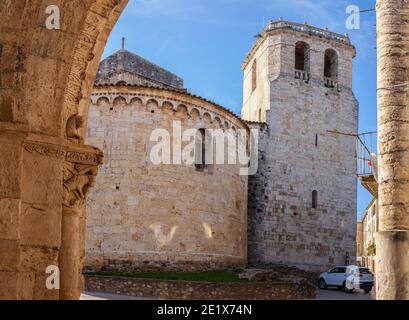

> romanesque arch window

[
  {"left": 295, "top": 41, "right": 310, "bottom": 72},
  {"left": 312, "top": 190, "right": 318, "bottom": 209},
  {"left": 324, "top": 49, "right": 338, "bottom": 79},
  {"left": 195, "top": 128, "right": 207, "bottom": 170},
  {"left": 251, "top": 59, "right": 257, "bottom": 92}
]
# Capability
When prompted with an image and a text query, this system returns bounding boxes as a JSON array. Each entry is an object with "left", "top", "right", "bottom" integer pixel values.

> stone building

[
  {"left": 358, "top": 199, "right": 378, "bottom": 272},
  {"left": 85, "top": 49, "right": 249, "bottom": 272},
  {"left": 356, "top": 221, "right": 363, "bottom": 264},
  {"left": 1, "top": 0, "right": 407, "bottom": 301},
  {"left": 243, "top": 20, "right": 358, "bottom": 271},
  {"left": 85, "top": 20, "right": 358, "bottom": 274}
]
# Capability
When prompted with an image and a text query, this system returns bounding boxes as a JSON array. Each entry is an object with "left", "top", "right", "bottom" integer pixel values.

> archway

[
  {"left": 0, "top": 0, "right": 129, "bottom": 300},
  {"left": 1, "top": 0, "right": 408, "bottom": 301}
]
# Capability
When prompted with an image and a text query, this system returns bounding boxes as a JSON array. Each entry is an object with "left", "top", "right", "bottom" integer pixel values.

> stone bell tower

[{"left": 243, "top": 20, "right": 359, "bottom": 271}]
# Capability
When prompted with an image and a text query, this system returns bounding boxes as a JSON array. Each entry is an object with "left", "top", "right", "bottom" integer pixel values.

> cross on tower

[{"left": 122, "top": 37, "right": 125, "bottom": 50}]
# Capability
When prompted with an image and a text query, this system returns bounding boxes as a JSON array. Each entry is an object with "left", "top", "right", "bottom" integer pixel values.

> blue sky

[{"left": 102, "top": 0, "right": 377, "bottom": 220}]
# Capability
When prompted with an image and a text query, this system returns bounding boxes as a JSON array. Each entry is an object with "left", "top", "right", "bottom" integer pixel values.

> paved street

[
  {"left": 314, "top": 288, "right": 375, "bottom": 300},
  {"left": 81, "top": 292, "right": 149, "bottom": 300},
  {"left": 81, "top": 288, "right": 375, "bottom": 301}
]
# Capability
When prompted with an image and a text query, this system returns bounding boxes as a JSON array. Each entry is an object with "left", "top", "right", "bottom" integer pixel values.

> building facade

[
  {"left": 357, "top": 199, "right": 378, "bottom": 272},
  {"left": 244, "top": 21, "right": 358, "bottom": 270},
  {"left": 85, "top": 50, "right": 249, "bottom": 272},
  {"left": 85, "top": 20, "right": 358, "bottom": 273}
]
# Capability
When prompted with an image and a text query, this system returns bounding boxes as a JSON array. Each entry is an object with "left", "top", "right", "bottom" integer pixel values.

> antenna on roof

[{"left": 121, "top": 37, "right": 125, "bottom": 50}]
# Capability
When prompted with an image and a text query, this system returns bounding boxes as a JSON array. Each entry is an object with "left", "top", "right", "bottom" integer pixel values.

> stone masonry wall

[
  {"left": 84, "top": 275, "right": 316, "bottom": 300},
  {"left": 85, "top": 85, "right": 248, "bottom": 272},
  {"left": 246, "top": 26, "right": 358, "bottom": 271}
]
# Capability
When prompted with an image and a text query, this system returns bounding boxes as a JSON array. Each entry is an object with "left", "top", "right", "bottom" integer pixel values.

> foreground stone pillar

[
  {"left": 376, "top": 232, "right": 409, "bottom": 299},
  {"left": 376, "top": 0, "right": 409, "bottom": 300},
  {"left": 0, "top": 124, "right": 102, "bottom": 300},
  {"left": 59, "top": 144, "right": 102, "bottom": 300}
]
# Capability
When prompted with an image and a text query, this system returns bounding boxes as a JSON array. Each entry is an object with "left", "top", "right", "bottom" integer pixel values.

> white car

[{"left": 318, "top": 266, "right": 374, "bottom": 293}]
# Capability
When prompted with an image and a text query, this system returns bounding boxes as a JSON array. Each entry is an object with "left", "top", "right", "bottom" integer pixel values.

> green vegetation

[{"left": 85, "top": 270, "right": 249, "bottom": 283}]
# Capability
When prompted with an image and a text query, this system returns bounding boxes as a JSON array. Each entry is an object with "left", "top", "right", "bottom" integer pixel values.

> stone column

[
  {"left": 0, "top": 124, "right": 30, "bottom": 299},
  {"left": 59, "top": 144, "right": 102, "bottom": 300},
  {"left": 0, "top": 124, "right": 102, "bottom": 300},
  {"left": 376, "top": 0, "right": 409, "bottom": 300}
]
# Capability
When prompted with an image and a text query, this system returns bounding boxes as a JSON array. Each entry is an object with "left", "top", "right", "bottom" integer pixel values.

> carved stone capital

[
  {"left": 66, "top": 150, "right": 103, "bottom": 166},
  {"left": 24, "top": 141, "right": 66, "bottom": 159},
  {"left": 63, "top": 144, "right": 103, "bottom": 210}
]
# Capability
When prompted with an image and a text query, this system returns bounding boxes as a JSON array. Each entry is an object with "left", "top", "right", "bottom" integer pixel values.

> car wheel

[
  {"left": 318, "top": 278, "right": 327, "bottom": 290},
  {"left": 343, "top": 281, "right": 353, "bottom": 293},
  {"left": 364, "top": 288, "right": 372, "bottom": 294}
]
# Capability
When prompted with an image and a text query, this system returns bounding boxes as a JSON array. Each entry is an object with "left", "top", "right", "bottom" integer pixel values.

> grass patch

[{"left": 85, "top": 270, "right": 249, "bottom": 283}]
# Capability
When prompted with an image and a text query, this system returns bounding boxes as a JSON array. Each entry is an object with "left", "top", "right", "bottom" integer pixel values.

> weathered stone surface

[
  {"left": 20, "top": 205, "right": 62, "bottom": 248},
  {"left": 0, "top": 198, "right": 21, "bottom": 240},
  {"left": 0, "top": 0, "right": 128, "bottom": 299},
  {"left": 3, "top": 0, "right": 406, "bottom": 300},
  {"left": 0, "top": 240, "right": 20, "bottom": 272},
  {"left": 376, "top": 231, "right": 409, "bottom": 300},
  {"left": 0, "top": 272, "right": 19, "bottom": 300},
  {"left": 243, "top": 21, "right": 358, "bottom": 271},
  {"left": 0, "top": 132, "right": 25, "bottom": 199},
  {"left": 86, "top": 84, "right": 249, "bottom": 272},
  {"left": 96, "top": 49, "right": 184, "bottom": 89},
  {"left": 376, "top": 0, "right": 409, "bottom": 299},
  {"left": 84, "top": 275, "right": 316, "bottom": 300}
]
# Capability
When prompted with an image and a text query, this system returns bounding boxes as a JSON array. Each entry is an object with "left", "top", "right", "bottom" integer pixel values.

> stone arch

[
  {"left": 162, "top": 101, "right": 175, "bottom": 113},
  {"left": 129, "top": 97, "right": 144, "bottom": 109},
  {"left": 324, "top": 48, "right": 338, "bottom": 79},
  {"left": 214, "top": 116, "right": 222, "bottom": 128},
  {"left": 176, "top": 104, "right": 189, "bottom": 119},
  {"left": 146, "top": 98, "right": 160, "bottom": 113},
  {"left": 62, "top": 1, "right": 130, "bottom": 136},
  {"left": 202, "top": 112, "right": 213, "bottom": 123},
  {"left": 96, "top": 96, "right": 110, "bottom": 107},
  {"left": 0, "top": 0, "right": 129, "bottom": 300},
  {"left": 190, "top": 108, "right": 201, "bottom": 120},
  {"left": 295, "top": 41, "right": 310, "bottom": 72},
  {"left": 113, "top": 96, "right": 127, "bottom": 108},
  {"left": 176, "top": 104, "right": 188, "bottom": 114}
]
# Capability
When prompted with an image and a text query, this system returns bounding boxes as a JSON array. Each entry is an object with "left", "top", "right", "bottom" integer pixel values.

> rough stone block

[
  {"left": 0, "top": 272, "right": 19, "bottom": 299},
  {"left": 19, "top": 245, "right": 59, "bottom": 274},
  {"left": 0, "top": 134, "right": 23, "bottom": 198},
  {"left": 0, "top": 198, "right": 20, "bottom": 240},
  {"left": 20, "top": 204, "right": 61, "bottom": 248},
  {"left": 0, "top": 240, "right": 20, "bottom": 272},
  {"left": 21, "top": 150, "right": 63, "bottom": 208}
]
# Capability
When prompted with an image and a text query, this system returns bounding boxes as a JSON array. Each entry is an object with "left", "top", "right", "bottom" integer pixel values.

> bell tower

[{"left": 243, "top": 20, "right": 359, "bottom": 271}]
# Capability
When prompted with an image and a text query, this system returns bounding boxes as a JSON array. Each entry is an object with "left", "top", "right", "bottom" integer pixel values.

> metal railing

[
  {"left": 267, "top": 20, "right": 351, "bottom": 45},
  {"left": 356, "top": 131, "right": 378, "bottom": 178}
]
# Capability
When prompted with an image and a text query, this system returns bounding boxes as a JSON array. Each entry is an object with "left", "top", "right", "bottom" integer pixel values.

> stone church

[{"left": 85, "top": 20, "right": 358, "bottom": 273}]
